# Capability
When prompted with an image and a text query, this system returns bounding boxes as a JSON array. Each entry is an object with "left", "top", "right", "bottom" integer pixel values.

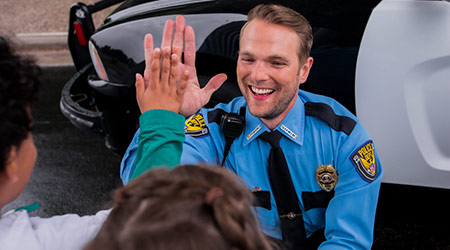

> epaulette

[{"left": 304, "top": 102, "right": 356, "bottom": 135}]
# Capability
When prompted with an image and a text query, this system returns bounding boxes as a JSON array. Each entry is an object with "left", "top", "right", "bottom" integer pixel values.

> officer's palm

[{"left": 179, "top": 72, "right": 227, "bottom": 117}]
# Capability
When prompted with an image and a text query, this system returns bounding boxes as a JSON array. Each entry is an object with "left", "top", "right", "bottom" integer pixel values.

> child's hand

[
  {"left": 136, "top": 16, "right": 227, "bottom": 117},
  {"left": 135, "top": 34, "right": 188, "bottom": 114}
]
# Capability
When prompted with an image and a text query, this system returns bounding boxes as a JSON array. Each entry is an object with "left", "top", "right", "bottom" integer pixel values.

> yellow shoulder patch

[
  {"left": 351, "top": 140, "right": 377, "bottom": 182},
  {"left": 184, "top": 113, "right": 209, "bottom": 137}
]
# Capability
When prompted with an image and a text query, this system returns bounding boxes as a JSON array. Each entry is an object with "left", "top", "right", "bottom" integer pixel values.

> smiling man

[
  {"left": 121, "top": 4, "right": 382, "bottom": 250},
  {"left": 237, "top": 17, "right": 313, "bottom": 129}
]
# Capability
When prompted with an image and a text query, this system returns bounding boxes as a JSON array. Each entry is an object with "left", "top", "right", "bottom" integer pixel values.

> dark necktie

[{"left": 259, "top": 130, "right": 308, "bottom": 249}]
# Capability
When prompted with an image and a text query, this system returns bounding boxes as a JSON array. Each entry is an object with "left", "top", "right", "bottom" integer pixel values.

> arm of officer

[
  {"left": 120, "top": 130, "right": 139, "bottom": 185},
  {"left": 120, "top": 112, "right": 219, "bottom": 186},
  {"left": 320, "top": 123, "right": 383, "bottom": 249},
  {"left": 180, "top": 118, "right": 221, "bottom": 165}
]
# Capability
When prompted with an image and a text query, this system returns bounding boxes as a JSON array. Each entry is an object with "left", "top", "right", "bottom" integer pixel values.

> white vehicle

[{"left": 356, "top": 0, "right": 450, "bottom": 190}]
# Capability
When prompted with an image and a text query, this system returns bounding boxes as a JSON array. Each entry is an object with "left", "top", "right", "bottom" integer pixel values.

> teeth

[{"left": 251, "top": 86, "right": 274, "bottom": 95}]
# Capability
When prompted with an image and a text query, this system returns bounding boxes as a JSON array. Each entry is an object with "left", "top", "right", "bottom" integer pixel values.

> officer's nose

[{"left": 250, "top": 62, "right": 269, "bottom": 82}]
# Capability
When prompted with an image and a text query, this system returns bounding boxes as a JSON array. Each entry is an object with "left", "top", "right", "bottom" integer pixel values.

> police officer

[{"left": 122, "top": 4, "right": 382, "bottom": 250}]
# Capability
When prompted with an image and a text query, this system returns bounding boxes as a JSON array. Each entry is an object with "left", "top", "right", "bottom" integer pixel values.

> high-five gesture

[
  {"left": 139, "top": 15, "right": 227, "bottom": 117},
  {"left": 136, "top": 34, "right": 188, "bottom": 114}
]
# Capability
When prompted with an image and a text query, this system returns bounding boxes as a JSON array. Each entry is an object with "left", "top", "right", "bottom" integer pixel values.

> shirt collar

[{"left": 243, "top": 93, "right": 305, "bottom": 146}]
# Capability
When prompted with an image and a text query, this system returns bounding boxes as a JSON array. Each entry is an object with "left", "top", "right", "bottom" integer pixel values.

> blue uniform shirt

[{"left": 121, "top": 90, "right": 383, "bottom": 249}]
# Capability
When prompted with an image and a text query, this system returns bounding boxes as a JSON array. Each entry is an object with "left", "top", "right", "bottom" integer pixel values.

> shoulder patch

[
  {"left": 350, "top": 140, "right": 378, "bottom": 182},
  {"left": 185, "top": 113, "right": 209, "bottom": 137}
]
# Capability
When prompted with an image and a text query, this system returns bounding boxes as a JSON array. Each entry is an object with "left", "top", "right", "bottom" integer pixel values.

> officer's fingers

[
  {"left": 169, "top": 53, "right": 179, "bottom": 88},
  {"left": 144, "top": 34, "right": 154, "bottom": 80},
  {"left": 201, "top": 73, "right": 227, "bottom": 98},
  {"left": 150, "top": 48, "right": 161, "bottom": 89},
  {"left": 184, "top": 25, "right": 196, "bottom": 67},
  {"left": 172, "top": 15, "right": 185, "bottom": 59},
  {"left": 135, "top": 73, "right": 148, "bottom": 114},
  {"left": 177, "top": 70, "right": 189, "bottom": 98},
  {"left": 160, "top": 46, "right": 171, "bottom": 87},
  {"left": 161, "top": 19, "right": 174, "bottom": 51},
  {"left": 135, "top": 73, "right": 144, "bottom": 100}
]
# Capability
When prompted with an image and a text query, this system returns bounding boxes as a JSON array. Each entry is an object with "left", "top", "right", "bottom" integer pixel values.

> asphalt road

[
  {"left": 2, "top": 66, "right": 122, "bottom": 217},
  {"left": 375, "top": 184, "right": 450, "bottom": 249}
]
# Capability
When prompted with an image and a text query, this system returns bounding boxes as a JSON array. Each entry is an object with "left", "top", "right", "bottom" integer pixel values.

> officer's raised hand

[
  {"left": 149, "top": 15, "right": 227, "bottom": 117},
  {"left": 135, "top": 34, "right": 189, "bottom": 114}
]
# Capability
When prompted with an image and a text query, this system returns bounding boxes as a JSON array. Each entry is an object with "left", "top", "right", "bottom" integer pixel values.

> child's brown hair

[{"left": 85, "top": 164, "right": 274, "bottom": 250}]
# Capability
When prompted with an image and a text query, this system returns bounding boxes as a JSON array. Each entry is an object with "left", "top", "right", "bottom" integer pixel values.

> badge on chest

[{"left": 315, "top": 164, "right": 338, "bottom": 192}]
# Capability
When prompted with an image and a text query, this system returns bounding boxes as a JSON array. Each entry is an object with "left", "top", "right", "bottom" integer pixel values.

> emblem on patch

[
  {"left": 315, "top": 165, "right": 338, "bottom": 192},
  {"left": 184, "top": 113, "right": 209, "bottom": 137},
  {"left": 351, "top": 140, "right": 377, "bottom": 182}
]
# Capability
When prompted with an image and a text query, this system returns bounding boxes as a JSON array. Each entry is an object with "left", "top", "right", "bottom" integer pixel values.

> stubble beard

[
  {"left": 242, "top": 85, "right": 298, "bottom": 121},
  {"left": 259, "top": 89, "right": 297, "bottom": 120}
]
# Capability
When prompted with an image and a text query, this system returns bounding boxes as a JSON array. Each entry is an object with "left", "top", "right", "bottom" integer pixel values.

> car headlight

[{"left": 89, "top": 40, "right": 109, "bottom": 81}]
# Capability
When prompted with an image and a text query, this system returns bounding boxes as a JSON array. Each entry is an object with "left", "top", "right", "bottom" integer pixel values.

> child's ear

[
  {"left": 1, "top": 146, "right": 19, "bottom": 184},
  {"left": 114, "top": 187, "right": 126, "bottom": 204}
]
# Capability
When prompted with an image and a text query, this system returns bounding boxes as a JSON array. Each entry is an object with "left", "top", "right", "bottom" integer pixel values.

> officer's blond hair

[{"left": 240, "top": 4, "right": 313, "bottom": 63}]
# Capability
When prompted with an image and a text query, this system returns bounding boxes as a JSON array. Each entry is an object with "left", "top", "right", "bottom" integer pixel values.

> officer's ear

[{"left": 298, "top": 57, "right": 313, "bottom": 84}]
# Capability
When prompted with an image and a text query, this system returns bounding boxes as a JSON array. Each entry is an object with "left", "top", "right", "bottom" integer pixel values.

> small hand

[{"left": 135, "top": 38, "right": 188, "bottom": 114}]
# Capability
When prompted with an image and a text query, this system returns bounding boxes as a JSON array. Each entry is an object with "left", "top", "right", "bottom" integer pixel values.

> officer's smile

[{"left": 249, "top": 85, "right": 275, "bottom": 101}]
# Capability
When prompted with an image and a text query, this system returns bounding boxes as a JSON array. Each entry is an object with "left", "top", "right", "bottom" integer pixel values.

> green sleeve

[{"left": 131, "top": 109, "right": 185, "bottom": 180}]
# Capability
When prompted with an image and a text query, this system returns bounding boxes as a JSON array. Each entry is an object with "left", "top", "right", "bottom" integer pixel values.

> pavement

[
  {"left": 0, "top": 0, "right": 118, "bottom": 67},
  {"left": 15, "top": 32, "right": 73, "bottom": 66},
  {"left": 2, "top": 66, "right": 123, "bottom": 217}
]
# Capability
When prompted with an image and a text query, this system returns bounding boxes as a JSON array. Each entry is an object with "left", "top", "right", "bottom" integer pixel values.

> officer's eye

[
  {"left": 241, "top": 57, "right": 254, "bottom": 63},
  {"left": 272, "top": 61, "right": 286, "bottom": 67}
]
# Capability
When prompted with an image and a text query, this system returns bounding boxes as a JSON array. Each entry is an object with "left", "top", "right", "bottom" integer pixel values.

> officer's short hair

[{"left": 241, "top": 4, "right": 313, "bottom": 63}]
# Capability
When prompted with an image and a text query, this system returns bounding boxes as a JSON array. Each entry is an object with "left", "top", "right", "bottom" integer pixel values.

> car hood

[{"left": 100, "top": 0, "right": 282, "bottom": 31}]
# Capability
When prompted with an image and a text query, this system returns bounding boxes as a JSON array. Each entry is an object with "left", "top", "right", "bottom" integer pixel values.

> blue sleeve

[
  {"left": 179, "top": 109, "right": 222, "bottom": 166},
  {"left": 180, "top": 133, "right": 221, "bottom": 166},
  {"left": 319, "top": 123, "right": 383, "bottom": 249},
  {"left": 120, "top": 129, "right": 140, "bottom": 185}
]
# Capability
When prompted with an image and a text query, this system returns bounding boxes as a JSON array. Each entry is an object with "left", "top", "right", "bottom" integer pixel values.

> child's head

[
  {"left": 0, "top": 35, "right": 41, "bottom": 208},
  {"left": 85, "top": 164, "right": 274, "bottom": 250}
]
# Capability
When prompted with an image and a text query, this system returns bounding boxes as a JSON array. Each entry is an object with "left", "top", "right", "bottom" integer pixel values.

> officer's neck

[{"left": 260, "top": 95, "right": 297, "bottom": 130}]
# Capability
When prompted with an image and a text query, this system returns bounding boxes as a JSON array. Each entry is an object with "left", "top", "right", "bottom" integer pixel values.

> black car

[{"left": 60, "top": 0, "right": 379, "bottom": 154}]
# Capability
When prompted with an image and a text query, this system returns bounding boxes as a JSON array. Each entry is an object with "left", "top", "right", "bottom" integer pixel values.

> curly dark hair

[
  {"left": 85, "top": 164, "right": 275, "bottom": 250},
  {"left": 0, "top": 35, "right": 41, "bottom": 172}
]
